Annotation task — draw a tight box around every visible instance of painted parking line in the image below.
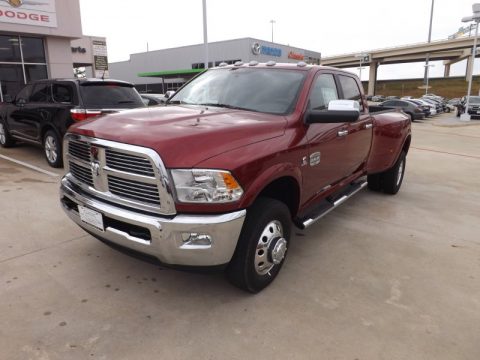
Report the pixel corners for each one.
[0,154,59,178]
[411,147,480,160]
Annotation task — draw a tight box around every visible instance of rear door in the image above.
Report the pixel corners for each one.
[337,74,373,175]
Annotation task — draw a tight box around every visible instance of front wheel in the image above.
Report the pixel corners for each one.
[226,198,291,293]
[43,130,63,168]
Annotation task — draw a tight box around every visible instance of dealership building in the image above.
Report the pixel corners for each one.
[109,38,321,93]
[0,0,107,100]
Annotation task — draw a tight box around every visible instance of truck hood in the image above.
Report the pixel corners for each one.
[70,105,287,167]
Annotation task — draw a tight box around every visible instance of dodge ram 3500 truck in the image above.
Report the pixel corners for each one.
[60,62,411,293]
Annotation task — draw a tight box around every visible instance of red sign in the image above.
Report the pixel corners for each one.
[288,51,304,61]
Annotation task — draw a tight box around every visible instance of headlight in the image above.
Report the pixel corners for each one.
[170,169,243,203]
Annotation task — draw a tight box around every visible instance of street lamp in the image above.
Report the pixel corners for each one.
[270,20,276,43]
[461,3,480,121]
[424,0,435,95]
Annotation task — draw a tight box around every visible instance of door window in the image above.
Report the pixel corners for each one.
[338,75,364,111]
[29,83,52,103]
[309,73,339,110]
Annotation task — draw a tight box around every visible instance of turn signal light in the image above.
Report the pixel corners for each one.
[70,109,102,122]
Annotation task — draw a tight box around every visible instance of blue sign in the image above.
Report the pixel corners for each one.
[261,45,282,57]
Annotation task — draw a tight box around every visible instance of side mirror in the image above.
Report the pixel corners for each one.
[165,90,175,99]
[305,100,360,124]
[16,98,26,107]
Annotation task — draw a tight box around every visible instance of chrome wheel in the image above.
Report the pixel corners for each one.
[0,123,5,145]
[396,159,404,186]
[44,135,58,163]
[254,220,287,275]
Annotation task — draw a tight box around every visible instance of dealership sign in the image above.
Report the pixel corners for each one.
[0,0,57,28]
[251,42,282,57]
[288,51,304,61]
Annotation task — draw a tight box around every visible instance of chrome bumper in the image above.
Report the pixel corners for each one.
[60,177,246,266]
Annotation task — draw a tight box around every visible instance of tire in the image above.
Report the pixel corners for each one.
[43,130,63,168]
[0,119,15,148]
[367,151,406,195]
[367,173,382,192]
[381,151,406,194]
[226,198,291,293]
[406,112,414,122]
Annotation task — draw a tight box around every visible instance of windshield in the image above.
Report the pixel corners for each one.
[169,67,306,115]
[80,83,145,108]
[468,96,480,104]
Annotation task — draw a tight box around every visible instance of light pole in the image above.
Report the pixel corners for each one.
[203,0,209,70]
[270,20,276,43]
[424,0,435,95]
[461,3,480,121]
[424,63,435,95]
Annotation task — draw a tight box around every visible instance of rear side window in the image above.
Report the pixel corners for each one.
[309,73,339,110]
[52,84,74,104]
[15,84,33,102]
[338,75,363,111]
[30,83,51,103]
[80,83,144,108]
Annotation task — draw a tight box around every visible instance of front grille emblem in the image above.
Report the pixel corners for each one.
[91,161,100,177]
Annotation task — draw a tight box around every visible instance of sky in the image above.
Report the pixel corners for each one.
[79,0,480,80]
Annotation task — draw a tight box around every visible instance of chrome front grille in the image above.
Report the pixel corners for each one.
[64,134,176,215]
[70,162,93,187]
[108,175,160,205]
[106,149,155,177]
[68,141,90,162]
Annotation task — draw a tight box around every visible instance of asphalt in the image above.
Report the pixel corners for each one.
[0,112,479,360]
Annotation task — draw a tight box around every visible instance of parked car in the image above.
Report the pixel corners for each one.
[0,78,145,167]
[406,99,431,117]
[371,95,385,102]
[456,95,480,117]
[423,96,447,112]
[140,93,168,106]
[379,99,425,121]
[421,97,443,114]
[413,98,437,116]
[60,63,411,293]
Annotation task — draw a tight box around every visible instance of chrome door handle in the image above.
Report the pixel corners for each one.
[365,123,373,129]
[337,130,349,137]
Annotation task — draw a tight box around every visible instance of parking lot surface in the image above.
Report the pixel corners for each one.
[1,114,480,360]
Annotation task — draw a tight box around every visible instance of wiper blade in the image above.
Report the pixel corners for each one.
[117,100,136,104]
[198,103,247,110]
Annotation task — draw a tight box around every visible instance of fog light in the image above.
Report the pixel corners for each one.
[181,233,212,248]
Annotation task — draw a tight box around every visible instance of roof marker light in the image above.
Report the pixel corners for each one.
[266,61,276,66]
[249,61,259,66]
[234,61,244,66]
[218,62,228,67]
[297,61,307,67]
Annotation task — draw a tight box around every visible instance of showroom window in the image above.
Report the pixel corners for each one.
[0,34,48,100]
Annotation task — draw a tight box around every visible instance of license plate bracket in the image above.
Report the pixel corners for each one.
[78,205,104,232]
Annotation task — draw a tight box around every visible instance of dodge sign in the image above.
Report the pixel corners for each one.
[0,0,57,28]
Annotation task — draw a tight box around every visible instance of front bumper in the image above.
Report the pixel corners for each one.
[60,177,246,266]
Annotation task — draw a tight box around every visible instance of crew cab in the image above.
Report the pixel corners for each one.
[59,63,411,293]
[0,78,145,167]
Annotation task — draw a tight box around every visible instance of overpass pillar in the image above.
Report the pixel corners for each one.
[466,54,474,81]
[368,61,378,96]
[444,64,451,78]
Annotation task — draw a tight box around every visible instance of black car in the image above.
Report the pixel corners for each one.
[379,99,425,121]
[0,78,145,167]
[406,99,431,117]
[456,96,480,118]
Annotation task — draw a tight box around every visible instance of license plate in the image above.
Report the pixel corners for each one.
[78,205,104,232]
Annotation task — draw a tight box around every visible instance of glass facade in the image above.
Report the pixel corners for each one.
[0,34,48,99]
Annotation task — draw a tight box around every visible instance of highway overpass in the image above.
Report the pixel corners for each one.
[321,36,478,95]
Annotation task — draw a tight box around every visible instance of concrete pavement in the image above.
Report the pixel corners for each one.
[1,113,479,360]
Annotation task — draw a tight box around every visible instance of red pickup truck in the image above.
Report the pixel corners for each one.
[60,62,411,293]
